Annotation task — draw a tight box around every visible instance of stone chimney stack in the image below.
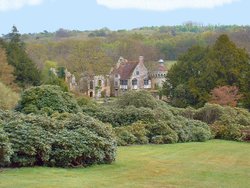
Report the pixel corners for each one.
[139,56,144,64]
[116,57,124,69]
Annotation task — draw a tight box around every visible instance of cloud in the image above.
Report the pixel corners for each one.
[0,0,43,11]
[96,0,239,11]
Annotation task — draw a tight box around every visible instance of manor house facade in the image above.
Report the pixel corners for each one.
[75,56,168,98]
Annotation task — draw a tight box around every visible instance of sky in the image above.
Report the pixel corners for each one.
[0,0,249,34]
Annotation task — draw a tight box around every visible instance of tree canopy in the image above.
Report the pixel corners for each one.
[164,34,250,109]
[3,26,41,87]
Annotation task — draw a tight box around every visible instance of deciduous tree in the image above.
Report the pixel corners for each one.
[210,86,242,107]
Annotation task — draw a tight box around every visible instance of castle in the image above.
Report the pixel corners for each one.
[65,56,168,98]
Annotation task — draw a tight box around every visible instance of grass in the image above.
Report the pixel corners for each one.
[0,140,249,188]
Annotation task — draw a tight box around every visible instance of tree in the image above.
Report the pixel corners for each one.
[163,34,250,109]
[0,82,19,110]
[209,86,242,107]
[5,26,41,87]
[0,47,19,91]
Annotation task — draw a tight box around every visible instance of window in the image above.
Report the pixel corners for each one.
[132,79,137,86]
[120,80,128,85]
[98,80,102,87]
[144,79,149,85]
[115,81,118,87]
[90,81,94,89]
[115,74,119,78]
[136,71,139,75]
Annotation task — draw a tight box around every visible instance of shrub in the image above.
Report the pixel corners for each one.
[116,90,158,109]
[193,103,223,124]
[167,116,211,142]
[0,82,19,110]
[0,125,13,166]
[114,128,136,146]
[114,121,149,146]
[114,118,211,145]
[210,123,244,141]
[147,121,178,144]
[93,106,156,127]
[77,95,94,107]
[16,85,80,115]
[180,103,250,141]
[0,111,117,168]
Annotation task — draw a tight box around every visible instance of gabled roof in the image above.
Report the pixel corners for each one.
[112,60,139,80]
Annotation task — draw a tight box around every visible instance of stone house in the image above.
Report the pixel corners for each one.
[69,56,168,99]
[110,56,151,97]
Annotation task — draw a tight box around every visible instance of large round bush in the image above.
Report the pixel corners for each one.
[16,85,80,115]
[0,111,117,167]
[116,90,158,109]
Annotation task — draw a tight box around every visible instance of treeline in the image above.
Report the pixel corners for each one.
[5,25,249,77]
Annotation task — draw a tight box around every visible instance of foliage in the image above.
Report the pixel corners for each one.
[76,94,95,107]
[16,85,80,115]
[116,90,158,109]
[41,61,69,91]
[0,110,117,167]
[180,103,250,141]
[114,121,149,146]
[80,92,211,145]
[164,35,250,109]
[89,105,156,127]
[210,85,242,107]
[0,47,19,91]
[3,26,41,87]
[146,121,178,144]
[0,126,13,166]
[0,82,19,110]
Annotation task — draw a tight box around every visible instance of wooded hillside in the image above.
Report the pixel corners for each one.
[9,24,250,76]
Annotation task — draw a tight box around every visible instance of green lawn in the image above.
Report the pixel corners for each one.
[0,140,249,188]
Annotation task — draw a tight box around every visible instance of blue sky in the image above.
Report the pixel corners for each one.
[0,0,249,34]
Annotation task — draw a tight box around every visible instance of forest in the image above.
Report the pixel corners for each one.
[3,24,250,77]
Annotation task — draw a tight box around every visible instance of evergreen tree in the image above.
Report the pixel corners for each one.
[164,34,250,109]
[5,26,41,87]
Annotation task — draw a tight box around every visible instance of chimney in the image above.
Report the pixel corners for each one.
[139,56,144,63]
[116,57,124,69]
